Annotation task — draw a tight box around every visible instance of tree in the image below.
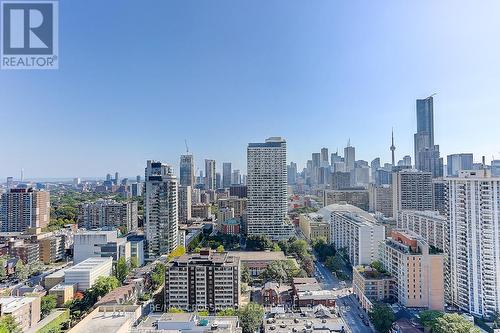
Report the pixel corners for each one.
[419,310,444,329]
[260,260,303,283]
[325,255,343,272]
[168,307,185,313]
[289,240,308,259]
[41,294,57,318]
[14,260,28,281]
[0,258,6,281]
[241,265,252,284]
[272,243,281,252]
[115,257,129,283]
[302,256,315,276]
[198,310,209,316]
[432,313,480,333]
[92,276,119,298]
[217,308,237,316]
[0,314,21,333]
[216,245,225,253]
[167,246,186,261]
[151,263,166,290]
[368,303,395,333]
[130,257,139,270]
[245,236,272,251]
[238,303,264,333]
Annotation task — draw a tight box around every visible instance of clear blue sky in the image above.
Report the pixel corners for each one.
[2,0,500,179]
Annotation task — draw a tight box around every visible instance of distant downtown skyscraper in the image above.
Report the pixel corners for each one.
[344,141,355,173]
[222,162,232,188]
[144,160,178,259]
[414,96,443,177]
[204,159,216,190]
[179,154,195,187]
[247,137,294,240]
[446,153,473,177]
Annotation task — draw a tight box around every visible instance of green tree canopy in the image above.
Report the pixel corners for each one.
[14,260,29,281]
[419,310,444,329]
[368,303,395,333]
[115,257,129,283]
[0,314,20,333]
[41,294,57,318]
[238,303,264,333]
[92,276,120,298]
[432,313,480,333]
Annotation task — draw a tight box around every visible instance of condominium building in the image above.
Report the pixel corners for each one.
[145,160,178,259]
[246,137,294,240]
[217,207,234,224]
[205,159,216,190]
[369,184,393,218]
[298,213,331,243]
[164,249,240,311]
[331,172,351,190]
[397,210,446,251]
[222,162,232,188]
[353,265,396,311]
[78,199,138,231]
[0,296,41,331]
[319,203,385,266]
[178,185,192,224]
[447,170,500,317]
[64,257,113,291]
[217,197,247,218]
[39,234,66,264]
[392,169,433,217]
[380,229,444,310]
[322,188,369,212]
[180,154,195,187]
[0,188,50,232]
[447,153,473,177]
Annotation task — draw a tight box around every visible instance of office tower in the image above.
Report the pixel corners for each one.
[114,172,119,185]
[6,177,13,189]
[380,230,444,310]
[106,173,112,181]
[231,170,241,185]
[414,96,443,177]
[136,175,141,183]
[178,185,192,224]
[131,182,143,197]
[402,155,412,167]
[446,153,473,177]
[216,172,221,189]
[164,249,241,311]
[319,203,385,266]
[312,152,321,184]
[222,162,232,188]
[78,199,138,231]
[204,159,216,190]
[331,172,351,190]
[375,169,392,186]
[320,148,329,165]
[392,170,433,217]
[242,174,247,185]
[332,161,345,173]
[397,210,446,251]
[351,166,370,188]
[447,170,500,317]
[179,154,195,187]
[73,177,81,188]
[371,158,381,183]
[287,162,297,185]
[247,137,294,239]
[390,129,396,166]
[331,151,342,166]
[344,141,355,172]
[0,188,50,232]
[144,160,178,259]
[218,197,247,218]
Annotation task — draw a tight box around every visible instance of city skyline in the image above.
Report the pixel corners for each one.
[2,0,500,178]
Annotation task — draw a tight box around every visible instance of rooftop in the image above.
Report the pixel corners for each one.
[0,296,38,313]
[65,257,112,272]
[228,251,287,262]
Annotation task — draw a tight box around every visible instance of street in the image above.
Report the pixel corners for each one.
[337,294,374,333]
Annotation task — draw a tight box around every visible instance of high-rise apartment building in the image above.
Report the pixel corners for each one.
[78,199,138,231]
[222,162,232,188]
[392,170,433,217]
[380,229,444,310]
[369,184,393,218]
[164,249,241,311]
[247,137,294,240]
[447,170,500,317]
[287,162,297,185]
[231,170,241,185]
[0,188,50,232]
[178,185,192,224]
[205,159,216,190]
[319,203,385,266]
[397,210,446,251]
[145,160,178,259]
[180,154,195,187]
